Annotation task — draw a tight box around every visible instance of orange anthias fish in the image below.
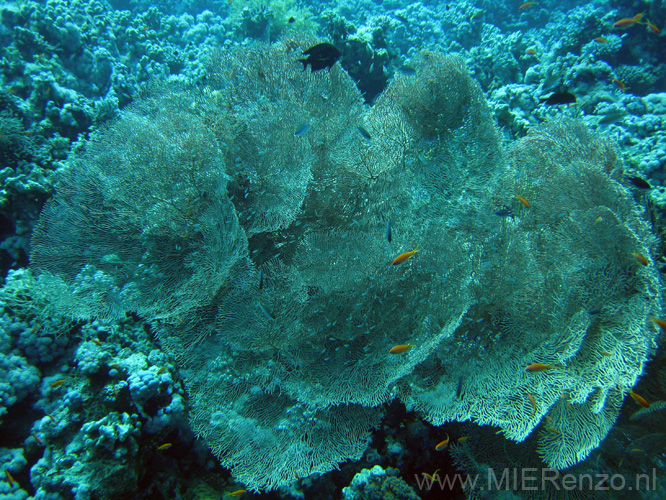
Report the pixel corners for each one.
[650,317,666,334]
[49,379,66,389]
[613,18,640,28]
[594,36,608,43]
[392,248,418,265]
[435,433,450,451]
[645,22,661,34]
[613,79,626,92]
[389,344,414,354]
[519,2,535,10]
[421,469,441,480]
[628,390,650,408]
[157,443,172,450]
[525,363,554,372]
[516,195,531,208]
[526,49,537,55]
[5,470,14,488]
[228,490,247,497]
[631,252,649,265]
[528,393,537,415]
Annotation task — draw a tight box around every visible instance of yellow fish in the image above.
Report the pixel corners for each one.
[389,344,414,354]
[392,248,418,265]
[435,433,450,451]
[525,363,554,372]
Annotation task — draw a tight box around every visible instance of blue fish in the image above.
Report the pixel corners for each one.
[494,206,514,217]
[456,374,464,399]
[257,300,275,321]
[357,125,372,140]
[386,219,392,243]
[295,122,310,137]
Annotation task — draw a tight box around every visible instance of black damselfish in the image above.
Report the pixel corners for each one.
[298,43,342,72]
[539,91,576,105]
[626,175,651,189]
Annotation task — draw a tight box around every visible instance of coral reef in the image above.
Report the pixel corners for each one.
[342,465,420,500]
[1,0,666,498]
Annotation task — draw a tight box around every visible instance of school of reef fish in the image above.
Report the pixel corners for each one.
[1,0,666,499]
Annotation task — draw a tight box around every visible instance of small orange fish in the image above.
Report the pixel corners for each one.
[228,490,247,497]
[594,216,604,223]
[526,49,537,55]
[613,79,626,92]
[519,2,535,10]
[631,252,649,265]
[389,344,414,354]
[516,195,531,207]
[435,433,450,451]
[645,22,661,34]
[650,317,666,334]
[156,367,167,375]
[109,363,121,369]
[593,36,608,43]
[629,448,645,453]
[545,415,553,421]
[628,390,650,408]
[528,393,537,415]
[49,379,66,389]
[545,427,560,434]
[633,13,645,21]
[392,248,418,265]
[92,339,104,346]
[525,363,554,372]
[157,443,172,450]
[456,436,469,443]
[599,349,612,357]
[613,18,640,27]
[5,470,14,487]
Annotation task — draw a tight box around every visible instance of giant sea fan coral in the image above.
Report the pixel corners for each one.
[29,36,662,490]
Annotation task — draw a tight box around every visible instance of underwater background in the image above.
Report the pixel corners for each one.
[1,0,666,498]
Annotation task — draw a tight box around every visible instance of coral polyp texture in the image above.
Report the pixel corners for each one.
[29,38,662,490]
